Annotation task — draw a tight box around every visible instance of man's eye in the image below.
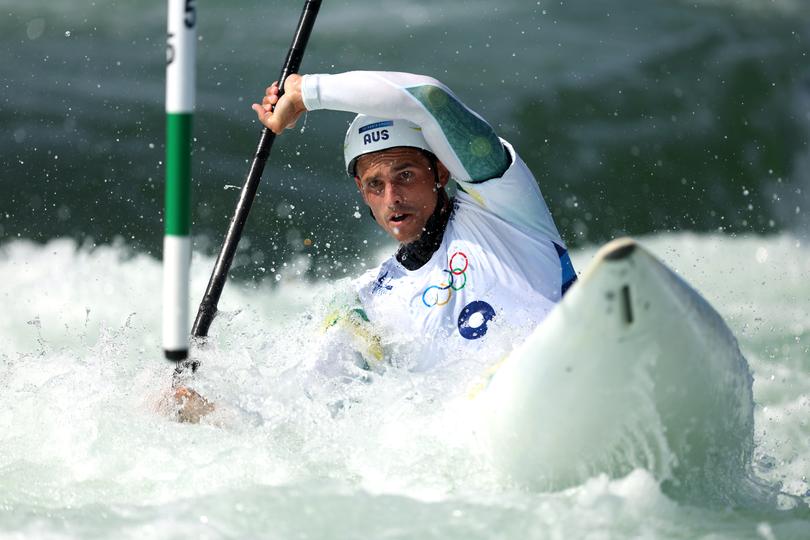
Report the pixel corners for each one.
[400,171,413,182]
[367,180,383,191]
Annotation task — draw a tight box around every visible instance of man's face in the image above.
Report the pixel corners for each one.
[354,147,449,244]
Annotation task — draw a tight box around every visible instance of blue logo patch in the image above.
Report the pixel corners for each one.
[359,120,394,134]
[457,300,496,340]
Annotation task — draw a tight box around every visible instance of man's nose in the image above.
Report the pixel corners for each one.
[384,181,405,207]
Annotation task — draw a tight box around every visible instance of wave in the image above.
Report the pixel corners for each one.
[1,233,808,537]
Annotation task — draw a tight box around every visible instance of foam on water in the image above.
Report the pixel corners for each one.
[1,233,809,538]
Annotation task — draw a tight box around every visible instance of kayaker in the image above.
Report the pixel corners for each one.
[170,71,575,421]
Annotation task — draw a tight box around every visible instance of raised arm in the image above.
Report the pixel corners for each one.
[253,71,509,182]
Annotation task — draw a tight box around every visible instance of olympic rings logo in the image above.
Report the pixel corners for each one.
[421,252,469,308]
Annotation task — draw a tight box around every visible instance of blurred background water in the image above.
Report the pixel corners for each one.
[2,0,808,278]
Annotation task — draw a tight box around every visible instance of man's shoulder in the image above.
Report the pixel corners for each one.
[452,140,564,245]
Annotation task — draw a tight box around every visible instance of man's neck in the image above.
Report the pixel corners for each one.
[395,190,453,271]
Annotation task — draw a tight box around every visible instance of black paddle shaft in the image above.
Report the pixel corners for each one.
[192,0,323,339]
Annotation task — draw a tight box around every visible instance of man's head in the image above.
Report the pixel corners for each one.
[354,147,449,243]
[344,115,450,244]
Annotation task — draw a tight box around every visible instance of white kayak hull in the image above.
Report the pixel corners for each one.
[473,238,754,497]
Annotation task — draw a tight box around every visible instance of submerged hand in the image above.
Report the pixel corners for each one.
[173,385,215,424]
[251,74,306,134]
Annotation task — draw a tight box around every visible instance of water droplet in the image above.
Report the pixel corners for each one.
[26,18,46,40]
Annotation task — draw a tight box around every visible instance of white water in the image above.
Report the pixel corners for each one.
[1,233,809,539]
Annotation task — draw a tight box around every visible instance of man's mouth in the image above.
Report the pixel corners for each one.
[389,213,410,223]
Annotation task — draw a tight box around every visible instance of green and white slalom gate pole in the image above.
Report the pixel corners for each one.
[163,0,196,362]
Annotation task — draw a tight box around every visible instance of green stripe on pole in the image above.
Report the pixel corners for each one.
[165,112,192,236]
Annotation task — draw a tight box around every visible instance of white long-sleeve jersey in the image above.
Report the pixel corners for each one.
[302,72,576,370]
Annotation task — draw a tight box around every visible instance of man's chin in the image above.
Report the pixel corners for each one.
[389,227,421,244]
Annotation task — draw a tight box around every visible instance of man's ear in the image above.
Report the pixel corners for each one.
[436,161,451,188]
[354,177,376,220]
[354,176,369,205]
